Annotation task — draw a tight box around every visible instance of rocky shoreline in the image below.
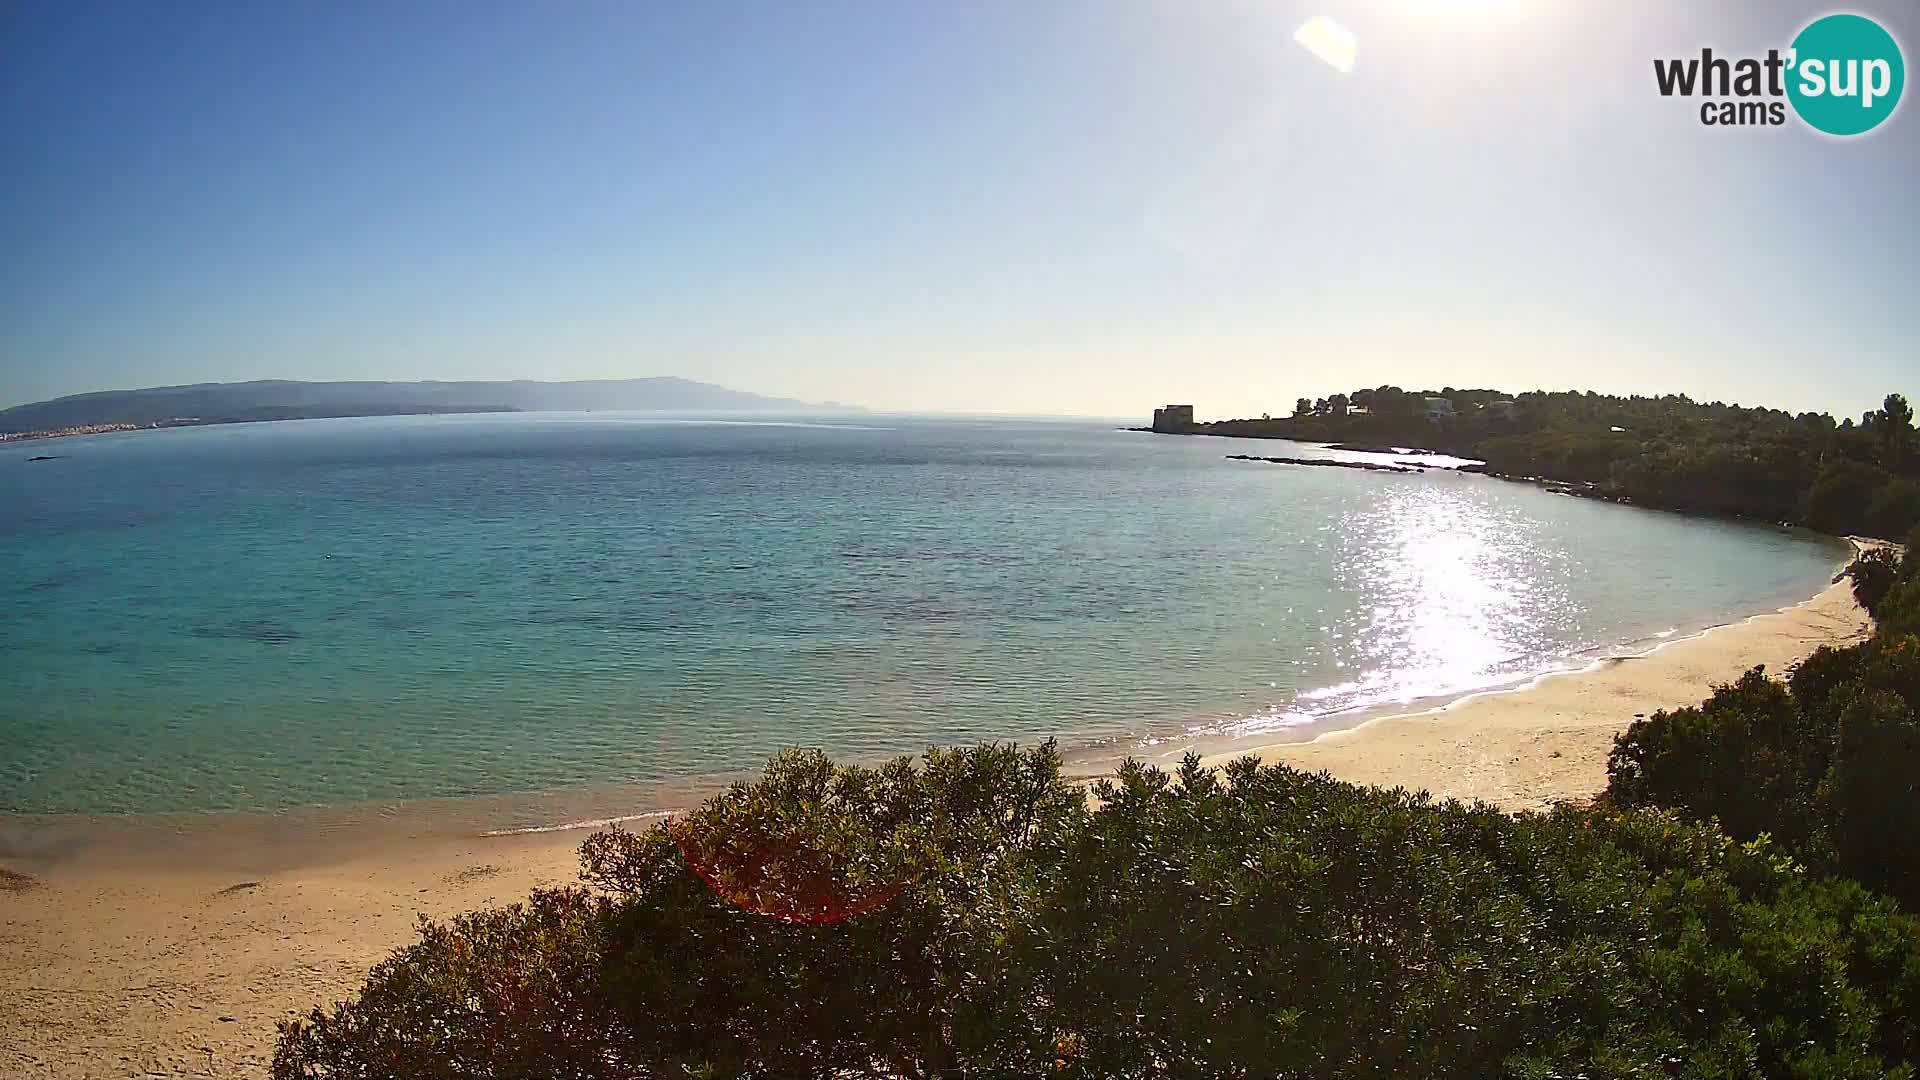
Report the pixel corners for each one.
[1225,453,1427,474]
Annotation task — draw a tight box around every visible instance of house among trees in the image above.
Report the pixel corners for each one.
[1423,396,1455,421]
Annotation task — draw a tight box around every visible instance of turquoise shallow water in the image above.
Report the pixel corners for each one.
[0,413,1845,815]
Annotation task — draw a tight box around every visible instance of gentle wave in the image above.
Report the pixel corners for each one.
[480,810,677,837]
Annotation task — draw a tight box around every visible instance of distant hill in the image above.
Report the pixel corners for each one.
[0,378,845,433]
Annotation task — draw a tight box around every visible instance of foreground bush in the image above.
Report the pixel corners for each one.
[1847,547,1903,615]
[276,745,1920,1079]
[1607,543,1920,908]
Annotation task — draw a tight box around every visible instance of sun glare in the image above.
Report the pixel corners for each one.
[1293,15,1358,73]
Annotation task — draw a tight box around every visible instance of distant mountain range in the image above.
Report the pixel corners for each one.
[0,378,853,433]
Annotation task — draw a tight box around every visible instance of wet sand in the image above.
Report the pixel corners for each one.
[0,561,1878,1078]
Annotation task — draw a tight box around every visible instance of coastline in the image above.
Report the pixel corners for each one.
[1191,552,1876,811]
[0,557,1878,1078]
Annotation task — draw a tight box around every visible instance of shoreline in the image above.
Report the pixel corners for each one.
[1188,550,1876,811]
[1158,553,1843,764]
[1148,427,1843,526]
[0,553,1880,1078]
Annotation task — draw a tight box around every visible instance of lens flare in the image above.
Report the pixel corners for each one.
[671,816,911,924]
[1293,15,1358,74]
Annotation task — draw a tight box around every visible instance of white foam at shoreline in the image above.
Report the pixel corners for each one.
[1164,542,1866,759]
[481,810,676,837]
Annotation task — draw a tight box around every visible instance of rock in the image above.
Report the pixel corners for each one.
[1325,442,1437,455]
[1226,454,1420,474]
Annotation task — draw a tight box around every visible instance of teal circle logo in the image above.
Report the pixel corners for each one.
[1787,13,1905,136]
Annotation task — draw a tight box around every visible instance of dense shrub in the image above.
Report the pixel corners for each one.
[276,746,1920,1079]
[1871,480,1920,540]
[1607,545,1920,910]
[1825,687,1920,904]
[1847,547,1902,614]
[1605,667,1825,851]
[1805,460,1895,534]
[1873,530,1920,638]
[272,888,619,1078]
[1884,581,1920,638]
[276,743,1083,1080]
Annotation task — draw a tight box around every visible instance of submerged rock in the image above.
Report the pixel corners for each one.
[190,619,302,645]
[1227,454,1422,474]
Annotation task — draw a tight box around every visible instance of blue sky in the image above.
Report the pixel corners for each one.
[2,0,1914,418]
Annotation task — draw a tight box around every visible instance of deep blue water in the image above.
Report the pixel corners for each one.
[0,413,1845,814]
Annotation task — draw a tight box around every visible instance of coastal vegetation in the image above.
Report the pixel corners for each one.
[1193,388,1920,539]
[1606,533,1920,910]
[278,707,1920,1075]
[270,528,1920,1080]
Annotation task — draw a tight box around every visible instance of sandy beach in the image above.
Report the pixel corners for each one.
[0,568,1877,1078]
[1202,568,1875,812]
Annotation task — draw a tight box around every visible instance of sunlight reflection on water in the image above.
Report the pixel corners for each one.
[1215,485,1588,736]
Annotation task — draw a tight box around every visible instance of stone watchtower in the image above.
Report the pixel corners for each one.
[1151,404,1195,432]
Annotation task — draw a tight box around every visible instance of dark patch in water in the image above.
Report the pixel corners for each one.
[322,603,367,622]
[519,605,675,636]
[20,574,76,595]
[191,620,302,645]
[840,546,1021,567]
[27,455,63,462]
[0,867,39,892]
[211,880,262,897]
[830,589,971,622]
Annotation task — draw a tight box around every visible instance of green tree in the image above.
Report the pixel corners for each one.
[275,743,1083,1080]
[1870,478,1920,538]
[278,748,1920,1079]
[1880,393,1915,469]
[1606,667,1825,851]
[1804,460,1890,534]
[1605,546,1920,910]
[1849,548,1903,614]
[1192,386,1920,537]
[1823,684,1920,904]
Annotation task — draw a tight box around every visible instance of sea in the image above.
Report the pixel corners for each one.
[0,412,1848,819]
